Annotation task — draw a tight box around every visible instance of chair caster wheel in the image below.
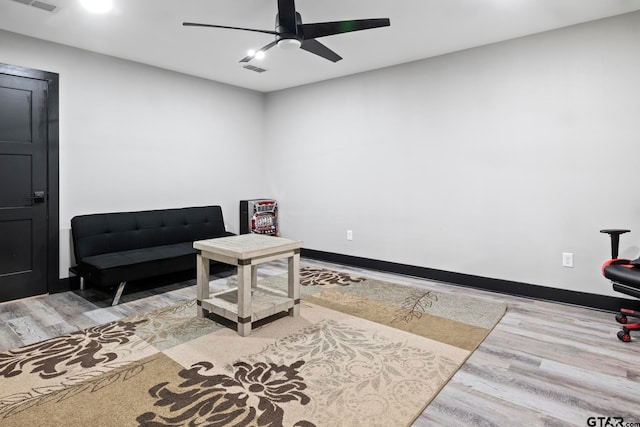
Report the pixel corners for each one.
[616,313,628,324]
[617,330,631,342]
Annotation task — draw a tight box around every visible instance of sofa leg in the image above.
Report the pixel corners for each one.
[112,281,127,306]
[79,276,86,291]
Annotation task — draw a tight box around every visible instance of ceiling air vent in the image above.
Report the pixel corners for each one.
[243,64,267,73]
[11,0,57,12]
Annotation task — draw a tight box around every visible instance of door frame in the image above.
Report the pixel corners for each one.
[0,63,59,294]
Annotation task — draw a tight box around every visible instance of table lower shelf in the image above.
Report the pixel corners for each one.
[200,284,295,323]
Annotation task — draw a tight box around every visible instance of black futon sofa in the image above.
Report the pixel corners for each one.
[70,205,234,305]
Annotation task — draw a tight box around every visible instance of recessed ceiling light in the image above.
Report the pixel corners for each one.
[80,0,113,13]
[255,51,265,60]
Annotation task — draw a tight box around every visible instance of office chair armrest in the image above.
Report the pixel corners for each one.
[600,229,631,259]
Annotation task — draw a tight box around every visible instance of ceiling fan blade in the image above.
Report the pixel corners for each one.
[239,40,278,63]
[299,18,390,39]
[183,22,277,36]
[277,0,297,30]
[300,39,342,63]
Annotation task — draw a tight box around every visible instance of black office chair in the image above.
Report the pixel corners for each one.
[601,229,640,342]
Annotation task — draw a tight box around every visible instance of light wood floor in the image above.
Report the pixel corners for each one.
[1,258,639,426]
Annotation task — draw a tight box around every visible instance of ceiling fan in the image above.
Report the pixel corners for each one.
[183,0,390,63]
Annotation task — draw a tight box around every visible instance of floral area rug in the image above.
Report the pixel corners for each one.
[0,268,506,427]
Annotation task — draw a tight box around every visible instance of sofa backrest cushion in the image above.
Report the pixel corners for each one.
[71,206,227,260]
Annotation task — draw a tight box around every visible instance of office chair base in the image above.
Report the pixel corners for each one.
[616,308,639,325]
[618,330,631,342]
[616,324,640,342]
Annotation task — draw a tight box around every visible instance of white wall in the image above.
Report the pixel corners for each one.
[264,11,640,297]
[0,30,266,277]
[3,12,640,296]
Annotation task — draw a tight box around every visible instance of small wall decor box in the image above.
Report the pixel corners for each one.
[240,199,278,236]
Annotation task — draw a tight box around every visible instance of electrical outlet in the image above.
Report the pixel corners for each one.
[346,230,353,241]
[562,252,574,268]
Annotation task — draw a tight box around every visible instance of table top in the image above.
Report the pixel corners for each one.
[194,234,303,260]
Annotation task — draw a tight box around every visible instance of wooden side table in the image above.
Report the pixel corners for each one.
[193,234,303,336]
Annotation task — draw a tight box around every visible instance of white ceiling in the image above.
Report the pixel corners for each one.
[2,0,640,92]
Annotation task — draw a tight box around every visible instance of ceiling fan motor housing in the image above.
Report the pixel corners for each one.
[275,12,303,45]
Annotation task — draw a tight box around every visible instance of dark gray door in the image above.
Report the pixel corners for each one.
[0,73,49,301]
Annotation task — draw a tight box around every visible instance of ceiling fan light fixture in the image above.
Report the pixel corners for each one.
[277,39,302,50]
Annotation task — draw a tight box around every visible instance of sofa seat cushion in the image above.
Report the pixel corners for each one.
[78,242,199,286]
[83,242,195,269]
